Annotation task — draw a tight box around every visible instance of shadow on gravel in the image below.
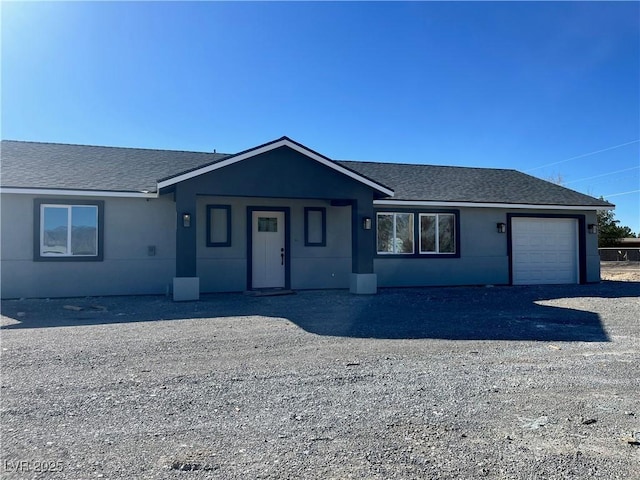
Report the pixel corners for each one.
[2,282,638,341]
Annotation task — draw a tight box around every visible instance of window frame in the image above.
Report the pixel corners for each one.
[419,213,457,255]
[375,209,460,259]
[304,207,327,247]
[206,204,232,247]
[376,212,415,255]
[34,199,104,262]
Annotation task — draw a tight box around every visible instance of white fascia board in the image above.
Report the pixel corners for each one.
[374,199,611,211]
[0,187,158,198]
[157,138,395,197]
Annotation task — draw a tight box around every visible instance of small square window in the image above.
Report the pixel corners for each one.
[206,205,232,247]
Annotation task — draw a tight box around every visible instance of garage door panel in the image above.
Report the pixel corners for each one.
[512,218,579,285]
[543,252,559,263]
[544,237,559,247]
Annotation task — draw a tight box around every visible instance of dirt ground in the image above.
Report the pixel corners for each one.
[600,261,640,282]
[1,283,639,479]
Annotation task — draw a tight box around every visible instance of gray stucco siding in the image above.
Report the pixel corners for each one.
[291,202,352,289]
[375,256,509,287]
[583,209,600,283]
[374,207,600,287]
[375,208,509,287]
[196,196,352,292]
[1,194,176,298]
[198,258,247,292]
[1,194,33,262]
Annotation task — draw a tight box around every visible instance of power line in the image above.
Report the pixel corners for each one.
[525,139,640,173]
[564,166,640,185]
[601,189,640,199]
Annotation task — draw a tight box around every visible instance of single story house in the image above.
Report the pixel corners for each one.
[0,136,613,300]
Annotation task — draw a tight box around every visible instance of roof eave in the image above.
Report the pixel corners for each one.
[0,187,159,198]
[374,199,614,210]
[156,137,395,197]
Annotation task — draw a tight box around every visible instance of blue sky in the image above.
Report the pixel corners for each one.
[2,1,639,233]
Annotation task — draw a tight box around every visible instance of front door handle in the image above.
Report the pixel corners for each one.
[281,248,284,265]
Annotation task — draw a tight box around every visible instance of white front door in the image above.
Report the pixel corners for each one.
[252,211,285,289]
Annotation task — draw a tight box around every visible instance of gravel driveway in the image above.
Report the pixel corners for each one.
[1,282,639,479]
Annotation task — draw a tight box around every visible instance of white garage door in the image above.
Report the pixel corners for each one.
[511,218,579,285]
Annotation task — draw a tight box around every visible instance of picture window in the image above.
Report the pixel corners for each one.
[34,199,103,261]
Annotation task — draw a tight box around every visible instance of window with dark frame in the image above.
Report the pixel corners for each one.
[34,199,104,261]
[419,213,456,254]
[206,205,232,247]
[376,212,414,254]
[376,210,459,257]
[304,207,326,246]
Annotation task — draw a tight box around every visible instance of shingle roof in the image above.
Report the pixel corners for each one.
[0,140,228,193]
[1,139,612,207]
[337,160,612,207]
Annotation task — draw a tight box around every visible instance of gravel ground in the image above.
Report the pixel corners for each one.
[1,282,639,479]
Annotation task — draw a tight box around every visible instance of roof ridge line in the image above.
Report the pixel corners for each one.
[1,139,229,156]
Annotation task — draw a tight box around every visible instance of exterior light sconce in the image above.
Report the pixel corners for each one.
[363,217,372,230]
[588,224,598,234]
[182,213,191,228]
[497,222,506,233]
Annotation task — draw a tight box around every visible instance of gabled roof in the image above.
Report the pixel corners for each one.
[156,136,394,196]
[0,138,613,209]
[339,161,613,208]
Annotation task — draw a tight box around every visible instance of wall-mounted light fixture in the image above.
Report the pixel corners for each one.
[363,217,372,230]
[497,222,506,233]
[588,224,598,234]
[182,213,191,228]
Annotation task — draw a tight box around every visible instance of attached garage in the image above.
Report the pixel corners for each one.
[511,217,580,285]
